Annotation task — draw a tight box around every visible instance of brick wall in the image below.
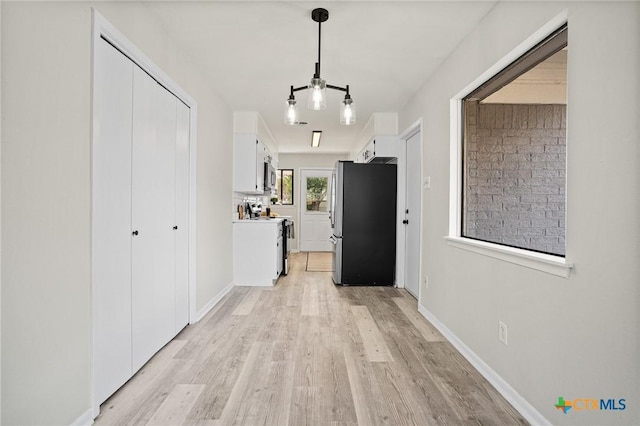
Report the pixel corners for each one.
[463,102,566,256]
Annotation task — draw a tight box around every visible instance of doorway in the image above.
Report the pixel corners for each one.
[402,127,422,298]
[299,168,333,252]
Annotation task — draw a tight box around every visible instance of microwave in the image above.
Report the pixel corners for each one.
[264,161,276,191]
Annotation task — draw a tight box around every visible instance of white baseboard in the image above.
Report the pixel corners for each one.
[417,304,550,426]
[192,281,234,324]
[71,408,94,426]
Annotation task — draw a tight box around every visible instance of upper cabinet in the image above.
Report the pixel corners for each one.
[233,134,271,194]
[233,112,278,194]
[352,113,399,163]
[234,112,278,158]
[359,136,399,164]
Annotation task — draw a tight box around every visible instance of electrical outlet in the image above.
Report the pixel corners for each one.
[423,276,428,288]
[498,321,508,346]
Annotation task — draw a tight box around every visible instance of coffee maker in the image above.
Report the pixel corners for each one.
[246,199,262,219]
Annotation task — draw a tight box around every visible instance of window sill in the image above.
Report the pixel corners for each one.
[444,236,573,278]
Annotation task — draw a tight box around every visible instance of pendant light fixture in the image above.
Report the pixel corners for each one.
[284,8,356,126]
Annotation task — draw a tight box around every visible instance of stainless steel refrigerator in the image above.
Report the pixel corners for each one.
[330,161,397,285]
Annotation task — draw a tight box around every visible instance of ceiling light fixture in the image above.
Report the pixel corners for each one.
[285,8,356,126]
[311,130,322,147]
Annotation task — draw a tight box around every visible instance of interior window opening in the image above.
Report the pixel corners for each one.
[462,25,568,257]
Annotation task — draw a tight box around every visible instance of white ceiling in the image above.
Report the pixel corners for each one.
[483,50,568,104]
[145,1,496,154]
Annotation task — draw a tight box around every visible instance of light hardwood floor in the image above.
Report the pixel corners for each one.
[95,252,527,425]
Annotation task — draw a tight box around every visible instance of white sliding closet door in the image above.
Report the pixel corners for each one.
[175,102,190,331]
[93,32,192,410]
[93,38,134,406]
[131,66,177,371]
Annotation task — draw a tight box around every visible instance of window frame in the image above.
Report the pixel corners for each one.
[304,175,329,213]
[446,11,573,278]
[275,169,294,205]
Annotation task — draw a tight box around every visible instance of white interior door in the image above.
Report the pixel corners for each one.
[131,65,177,371]
[93,21,194,413]
[404,131,421,298]
[299,169,333,252]
[174,101,190,332]
[93,38,134,405]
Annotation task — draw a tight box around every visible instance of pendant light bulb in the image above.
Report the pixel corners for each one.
[284,98,298,125]
[308,78,327,110]
[340,97,356,125]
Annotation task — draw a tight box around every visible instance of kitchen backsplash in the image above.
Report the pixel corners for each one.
[232,192,272,219]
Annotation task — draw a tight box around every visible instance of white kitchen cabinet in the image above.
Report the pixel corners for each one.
[371,136,399,158]
[359,135,399,163]
[233,219,283,286]
[233,111,278,163]
[361,142,374,162]
[276,235,283,277]
[233,133,271,194]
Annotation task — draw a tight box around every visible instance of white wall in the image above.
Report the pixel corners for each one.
[1,2,233,424]
[399,2,639,425]
[271,153,348,251]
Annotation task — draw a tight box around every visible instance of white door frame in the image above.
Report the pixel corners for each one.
[298,167,334,252]
[396,118,423,301]
[91,9,198,418]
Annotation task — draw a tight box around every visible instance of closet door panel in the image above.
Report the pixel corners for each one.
[131,66,177,371]
[131,66,158,371]
[154,86,178,347]
[93,38,134,405]
[175,101,190,331]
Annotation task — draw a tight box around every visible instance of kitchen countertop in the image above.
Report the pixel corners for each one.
[233,217,286,224]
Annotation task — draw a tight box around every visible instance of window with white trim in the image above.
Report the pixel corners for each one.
[460,25,568,257]
[275,169,294,205]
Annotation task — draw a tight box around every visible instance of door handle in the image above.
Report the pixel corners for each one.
[132,230,139,236]
[402,220,409,225]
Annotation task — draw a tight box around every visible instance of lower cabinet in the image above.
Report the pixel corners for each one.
[233,220,283,286]
[276,235,283,277]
